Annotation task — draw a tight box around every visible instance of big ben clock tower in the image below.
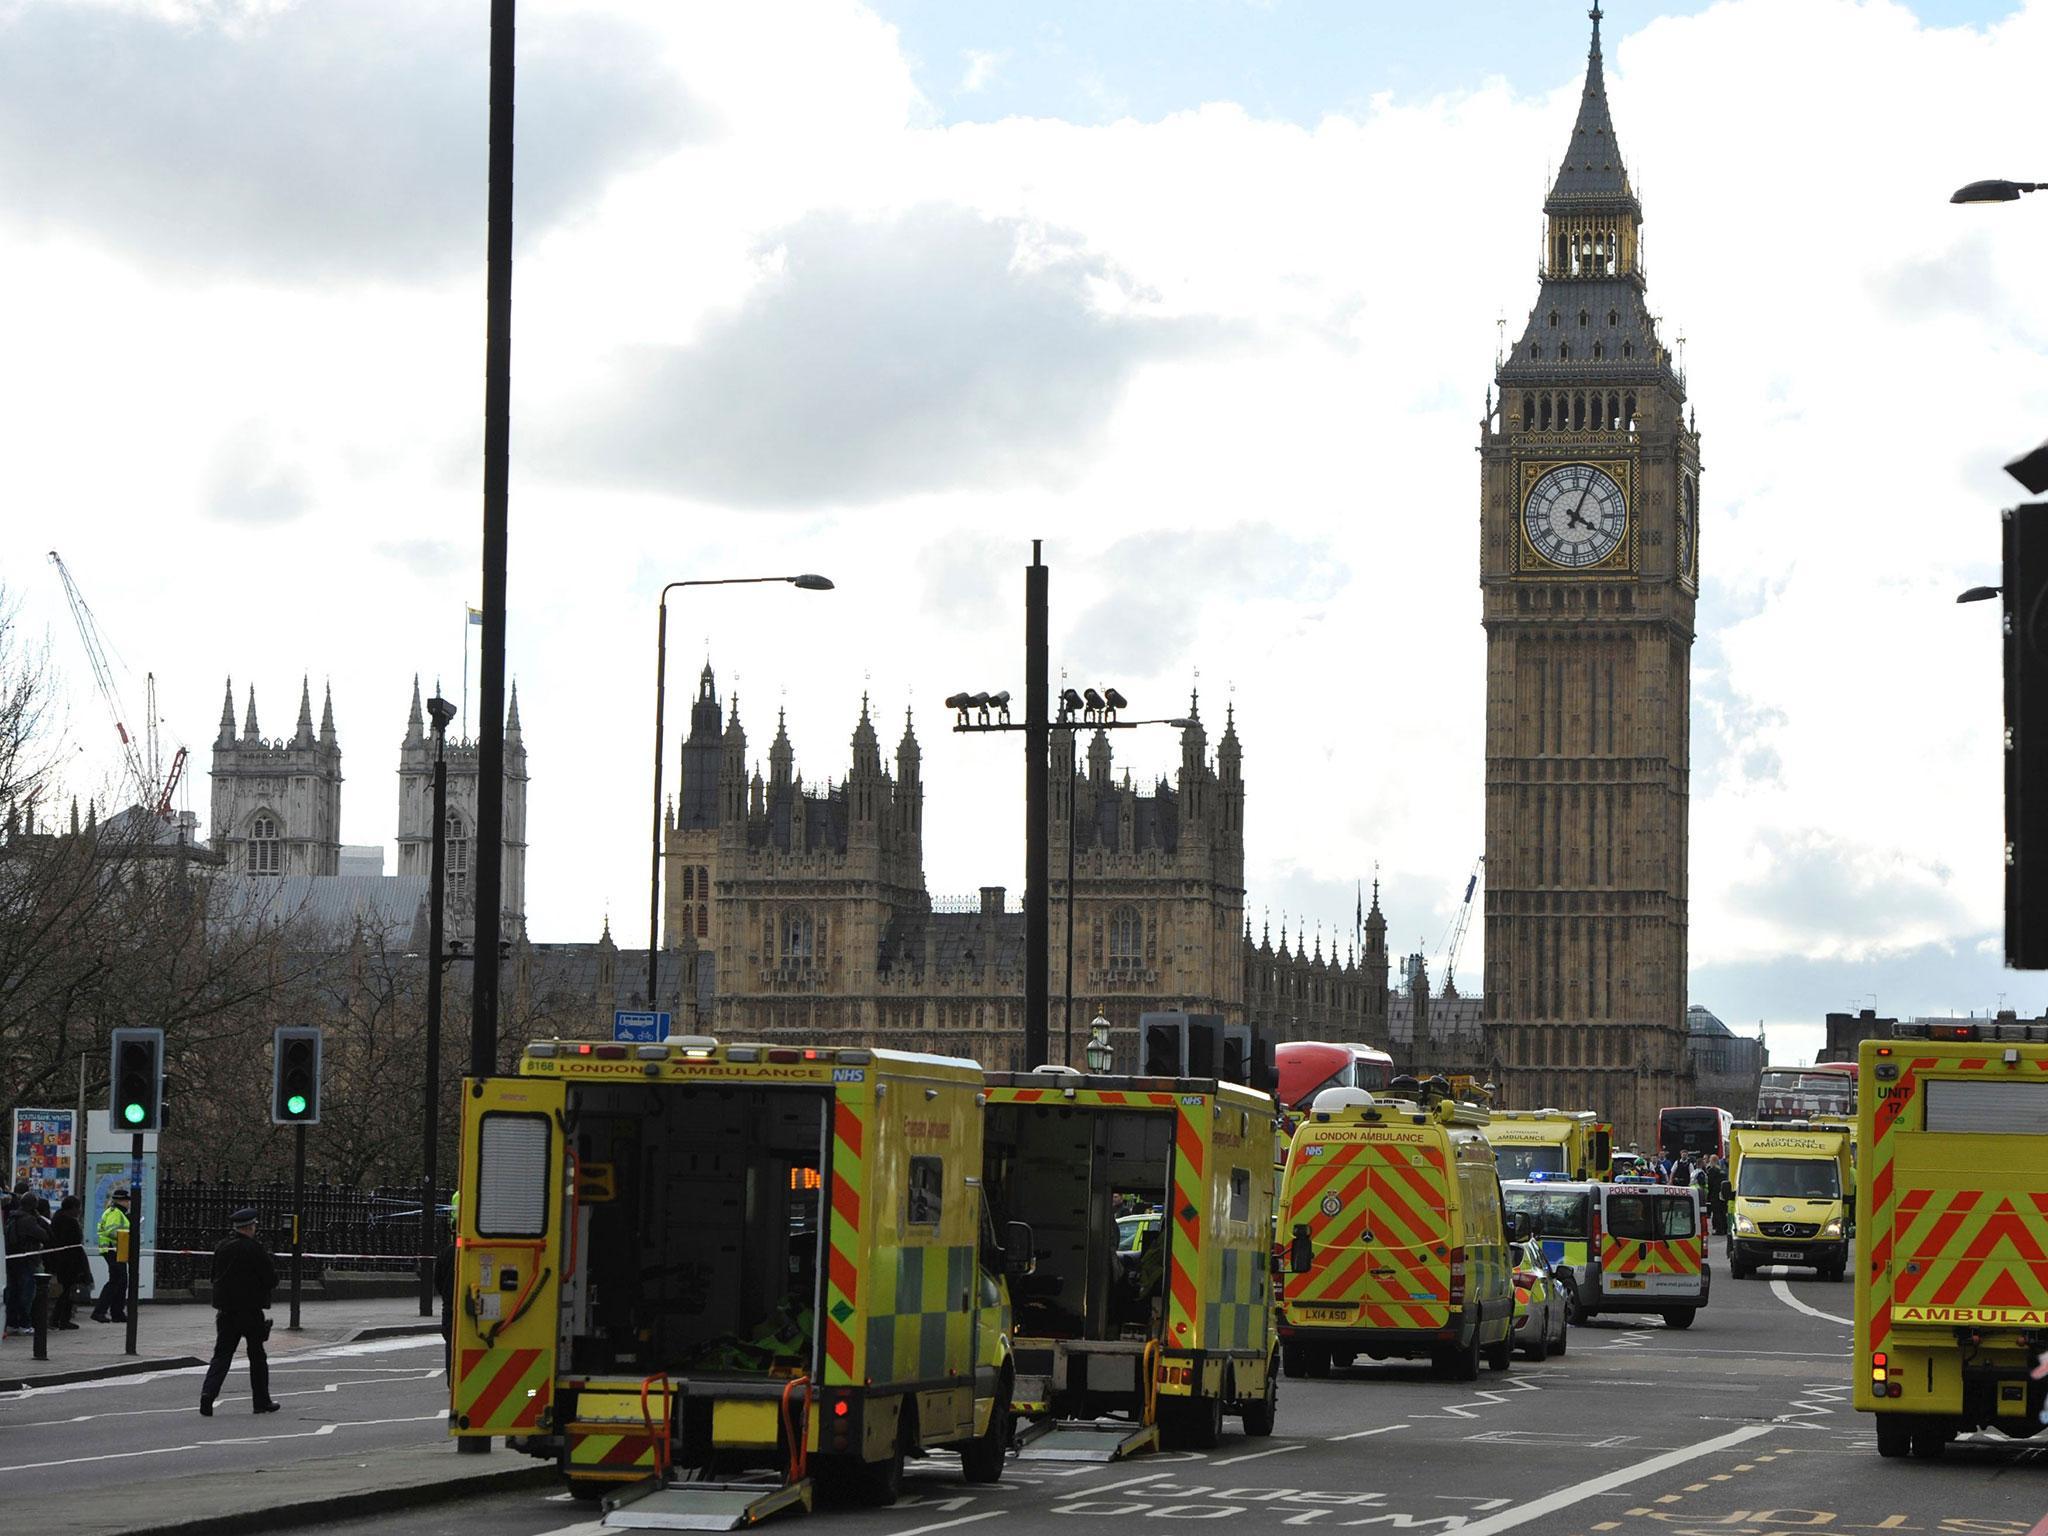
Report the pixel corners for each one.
[1480,5,1697,1147]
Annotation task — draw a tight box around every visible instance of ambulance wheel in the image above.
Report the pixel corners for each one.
[1485,1330,1512,1372]
[1435,1334,1480,1382]
[832,1412,910,1506]
[1909,1423,1948,1460]
[566,1482,606,1504]
[958,1374,1011,1484]
[1729,1261,1750,1280]
[1875,1417,1911,1459]
[1821,1265,1845,1283]
[1162,1391,1224,1451]
[1238,1356,1279,1438]
[1661,1308,1696,1330]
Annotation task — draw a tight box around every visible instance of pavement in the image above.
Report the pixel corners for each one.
[7,1260,2046,1536]
[0,1294,443,1390]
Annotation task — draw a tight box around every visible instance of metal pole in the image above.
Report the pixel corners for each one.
[1063,757,1076,1067]
[123,1131,141,1356]
[420,733,447,1318]
[73,1051,87,1201]
[471,0,515,1082]
[649,594,669,1008]
[1024,542,1049,1069]
[289,1124,306,1331]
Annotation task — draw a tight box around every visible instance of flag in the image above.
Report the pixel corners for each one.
[467,606,483,626]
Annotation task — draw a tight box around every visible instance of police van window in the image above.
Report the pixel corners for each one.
[908,1156,944,1226]
[1228,1167,1251,1223]
[1504,1188,1590,1236]
[1607,1193,1694,1241]
[476,1113,551,1237]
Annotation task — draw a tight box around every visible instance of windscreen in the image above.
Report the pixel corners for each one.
[1503,1187,1590,1237]
[1660,1110,1721,1158]
[1607,1193,1696,1240]
[1736,1156,1839,1200]
[1494,1144,1566,1180]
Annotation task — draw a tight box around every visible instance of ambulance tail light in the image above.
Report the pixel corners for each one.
[766,1049,802,1063]
[592,1045,629,1060]
[1448,1247,1467,1307]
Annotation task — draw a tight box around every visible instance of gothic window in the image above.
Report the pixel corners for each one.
[1559,343,1570,361]
[1622,341,1632,359]
[1624,393,1637,430]
[447,812,469,883]
[781,909,813,963]
[1522,394,1534,430]
[1548,311,1558,329]
[1591,343,1603,362]
[697,865,709,898]
[1572,391,1584,429]
[1539,396,1551,431]
[1578,310,1589,327]
[682,867,695,900]
[1608,309,1618,327]
[696,904,708,938]
[248,814,281,876]
[1109,906,1141,971]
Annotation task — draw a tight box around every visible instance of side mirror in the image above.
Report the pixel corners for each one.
[1288,1225,1314,1276]
[1003,1220,1036,1279]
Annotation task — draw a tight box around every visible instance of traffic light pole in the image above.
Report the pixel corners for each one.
[123,1131,141,1357]
[420,734,448,1317]
[289,1125,306,1331]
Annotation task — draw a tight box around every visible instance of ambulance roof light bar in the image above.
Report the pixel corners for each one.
[1891,1020,2048,1042]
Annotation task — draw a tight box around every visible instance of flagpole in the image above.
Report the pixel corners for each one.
[462,609,471,738]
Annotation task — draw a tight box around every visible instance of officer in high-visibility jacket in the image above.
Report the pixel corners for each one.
[90,1189,130,1324]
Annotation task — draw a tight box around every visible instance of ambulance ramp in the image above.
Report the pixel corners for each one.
[602,1477,813,1531]
[1015,1418,1159,1463]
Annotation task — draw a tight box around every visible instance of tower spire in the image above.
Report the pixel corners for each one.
[1547,1,1632,209]
[217,677,236,747]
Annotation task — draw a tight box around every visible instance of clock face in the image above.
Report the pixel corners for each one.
[1523,464,1627,569]
[1678,475,1697,581]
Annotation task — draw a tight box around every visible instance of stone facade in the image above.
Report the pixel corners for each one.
[209,679,343,878]
[660,671,1256,1067]
[1478,12,1698,1147]
[394,678,529,940]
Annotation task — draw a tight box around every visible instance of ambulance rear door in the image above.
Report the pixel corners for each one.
[453,1075,567,1438]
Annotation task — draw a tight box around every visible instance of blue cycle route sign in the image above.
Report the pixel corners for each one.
[613,1010,671,1043]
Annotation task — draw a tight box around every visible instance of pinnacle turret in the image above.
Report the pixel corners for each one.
[217,678,237,747]
[293,677,316,747]
[319,682,337,744]
[1546,3,1634,212]
[406,677,424,745]
[242,685,260,742]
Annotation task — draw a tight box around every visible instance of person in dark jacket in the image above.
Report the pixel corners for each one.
[198,1208,281,1416]
[47,1196,92,1329]
[4,1193,49,1336]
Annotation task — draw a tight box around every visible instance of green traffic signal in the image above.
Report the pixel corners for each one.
[122,1102,145,1126]
[287,1094,308,1117]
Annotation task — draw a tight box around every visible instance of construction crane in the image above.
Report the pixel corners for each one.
[47,551,187,823]
[1435,854,1484,997]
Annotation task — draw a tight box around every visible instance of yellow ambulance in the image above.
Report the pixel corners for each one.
[1486,1109,1613,1183]
[450,1037,1015,1523]
[1277,1090,1514,1381]
[982,1065,1280,1456]
[1855,1023,2048,1459]
[1727,1120,1851,1281]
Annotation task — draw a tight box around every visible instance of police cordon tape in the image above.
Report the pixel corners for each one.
[7,1242,434,1262]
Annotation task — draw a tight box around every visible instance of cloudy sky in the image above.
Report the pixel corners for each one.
[4,0,2044,1067]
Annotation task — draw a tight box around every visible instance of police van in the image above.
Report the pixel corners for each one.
[1587,1181,1710,1329]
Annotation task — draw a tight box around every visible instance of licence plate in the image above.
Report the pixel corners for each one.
[1609,1277,1645,1290]
[1295,1306,1351,1321]
[1771,1250,1804,1262]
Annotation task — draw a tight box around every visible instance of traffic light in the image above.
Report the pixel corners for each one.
[2006,502,2048,968]
[272,1027,323,1125]
[108,1028,164,1132]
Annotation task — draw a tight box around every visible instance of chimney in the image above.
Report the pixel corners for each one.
[979,886,1006,917]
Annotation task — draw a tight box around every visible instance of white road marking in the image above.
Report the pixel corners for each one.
[1770,1279,1852,1326]
[1073,1472,1174,1495]
[1326,1423,1408,1443]
[1210,1442,1305,1467]
[0,1411,446,1474]
[887,1511,1006,1536]
[1446,1422,1772,1536]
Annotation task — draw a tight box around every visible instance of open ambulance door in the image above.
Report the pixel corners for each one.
[452,1075,567,1440]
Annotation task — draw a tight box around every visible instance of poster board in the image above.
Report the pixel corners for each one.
[81,1111,159,1301]
[11,1107,77,1207]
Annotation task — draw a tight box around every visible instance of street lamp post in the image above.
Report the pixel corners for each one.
[418,695,455,1318]
[648,575,834,1009]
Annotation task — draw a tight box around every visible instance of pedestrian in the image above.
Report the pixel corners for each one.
[46,1195,91,1330]
[90,1188,131,1324]
[4,1191,49,1336]
[199,1207,281,1416]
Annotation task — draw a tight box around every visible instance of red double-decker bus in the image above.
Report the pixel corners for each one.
[1274,1041,1395,1115]
[1755,1060,1856,1122]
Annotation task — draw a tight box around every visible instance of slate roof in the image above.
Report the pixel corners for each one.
[877,909,1026,978]
[1499,276,1669,385]
[1546,9,1636,212]
[518,943,701,1015]
[211,874,429,948]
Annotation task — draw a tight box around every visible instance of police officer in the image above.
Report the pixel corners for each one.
[90,1189,130,1324]
[198,1208,281,1417]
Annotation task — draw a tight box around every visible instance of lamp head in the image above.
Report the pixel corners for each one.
[427,696,458,731]
[1957,586,2002,604]
[1951,179,2033,204]
[790,573,835,590]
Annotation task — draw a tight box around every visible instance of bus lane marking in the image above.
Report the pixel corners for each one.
[889,1513,1007,1536]
[1213,1444,1306,1467]
[1328,1423,1408,1443]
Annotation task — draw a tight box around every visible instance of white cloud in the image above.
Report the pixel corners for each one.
[6,0,2048,1038]
[959,47,1004,94]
